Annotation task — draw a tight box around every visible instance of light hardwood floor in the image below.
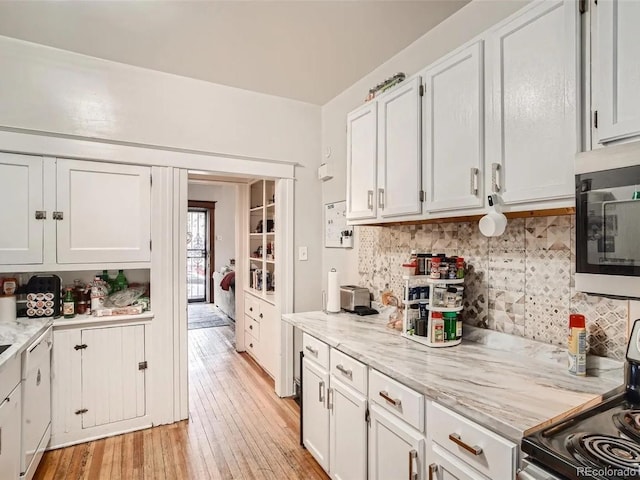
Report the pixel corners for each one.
[34,325,329,480]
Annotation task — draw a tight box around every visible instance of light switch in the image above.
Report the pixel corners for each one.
[298,246,308,261]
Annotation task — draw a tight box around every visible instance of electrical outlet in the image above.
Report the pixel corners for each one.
[298,246,308,261]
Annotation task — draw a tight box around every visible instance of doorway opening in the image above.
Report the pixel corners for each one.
[186,202,215,303]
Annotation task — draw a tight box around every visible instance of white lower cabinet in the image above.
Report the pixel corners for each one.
[52,322,150,447]
[244,293,278,377]
[329,377,367,480]
[426,402,517,480]
[0,385,22,479]
[302,356,330,471]
[369,404,424,480]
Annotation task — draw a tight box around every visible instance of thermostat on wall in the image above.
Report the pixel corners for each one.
[318,163,333,181]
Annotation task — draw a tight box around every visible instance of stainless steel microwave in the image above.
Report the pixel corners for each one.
[575,142,640,297]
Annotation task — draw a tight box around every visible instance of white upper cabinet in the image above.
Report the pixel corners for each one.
[56,159,151,264]
[0,153,44,264]
[486,0,578,205]
[346,103,377,221]
[377,77,423,218]
[423,42,484,212]
[596,0,640,143]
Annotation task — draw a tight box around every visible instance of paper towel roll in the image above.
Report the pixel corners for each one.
[0,295,17,323]
[327,269,341,313]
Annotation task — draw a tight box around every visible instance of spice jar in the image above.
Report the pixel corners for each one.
[430,257,441,278]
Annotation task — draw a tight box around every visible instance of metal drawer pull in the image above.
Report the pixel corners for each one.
[449,433,483,456]
[305,345,318,355]
[318,381,325,404]
[328,387,334,411]
[379,390,401,407]
[470,167,479,195]
[428,463,438,480]
[408,449,417,480]
[378,188,385,209]
[335,364,352,378]
[491,163,501,193]
[367,190,374,210]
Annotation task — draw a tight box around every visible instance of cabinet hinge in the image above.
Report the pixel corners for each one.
[594,110,598,129]
[365,407,370,425]
[419,84,424,97]
[138,361,148,370]
[53,211,64,221]
[74,408,88,415]
[74,344,87,351]
[35,211,46,220]
[150,174,152,186]
[419,190,425,202]
[579,0,587,14]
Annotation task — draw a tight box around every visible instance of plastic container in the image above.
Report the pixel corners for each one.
[443,312,458,341]
[431,312,444,343]
[568,314,587,376]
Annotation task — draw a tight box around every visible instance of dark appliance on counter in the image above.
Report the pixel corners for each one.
[519,319,640,480]
[24,274,61,318]
[575,143,640,298]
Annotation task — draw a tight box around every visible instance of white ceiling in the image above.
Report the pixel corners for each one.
[0,1,469,105]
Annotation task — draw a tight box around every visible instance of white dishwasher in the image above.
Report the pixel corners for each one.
[20,326,52,480]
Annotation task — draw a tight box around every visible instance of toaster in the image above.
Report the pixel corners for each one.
[340,285,371,311]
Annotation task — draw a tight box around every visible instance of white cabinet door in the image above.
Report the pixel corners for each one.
[56,159,151,263]
[81,325,146,428]
[597,0,640,142]
[369,404,424,480]
[302,357,330,471]
[0,153,43,265]
[377,77,422,218]
[347,103,377,221]
[0,385,21,480]
[51,328,82,442]
[428,445,487,480]
[423,42,484,212]
[487,0,578,205]
[257,300,277,376]
[329,377,367,480]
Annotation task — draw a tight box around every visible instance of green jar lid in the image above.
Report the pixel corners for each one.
[442,311,458,318]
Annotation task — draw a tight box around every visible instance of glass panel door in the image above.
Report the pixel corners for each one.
[187,209,207,302]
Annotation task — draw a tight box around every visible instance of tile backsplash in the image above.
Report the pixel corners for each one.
[357,215,630,360]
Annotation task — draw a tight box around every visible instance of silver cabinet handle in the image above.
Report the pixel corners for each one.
[305,345,318,356]
[367,190,374,210]
[491,163,501,193]
[318,381,325,405]
[428,463,438,480]
[409,449,417,480]
[449,433,483,456]
[470,167,479,196]
[328,387,334,411]
[378,188,385,209]
[335,364,352,378]
[379,390,401,406]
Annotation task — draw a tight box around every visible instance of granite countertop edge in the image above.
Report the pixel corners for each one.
[282,311,623,444]
[0,318,53,371]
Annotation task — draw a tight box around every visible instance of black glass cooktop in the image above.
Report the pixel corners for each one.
[522,393,640,480]
[0,344,11,356]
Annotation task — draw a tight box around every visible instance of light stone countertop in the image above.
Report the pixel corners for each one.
[0,317,52,371]
[282,310,624,443]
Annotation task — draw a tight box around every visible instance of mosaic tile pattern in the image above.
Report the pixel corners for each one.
[356,214,630,360]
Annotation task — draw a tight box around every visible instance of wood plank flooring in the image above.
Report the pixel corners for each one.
[34,325,329,480]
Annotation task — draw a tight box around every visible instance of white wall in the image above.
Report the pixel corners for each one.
[188,183,237,273]
[0,35,323,312]
[320,0,530,290]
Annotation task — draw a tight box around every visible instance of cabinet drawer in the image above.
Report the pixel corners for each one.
[245,331,259,358]
[369,369,424,432]
[330,349,367,395]
[244,293,259,318]
[428,402,517,480]
[244,315,260,340]
[302,333,329,370]
[0,353,20,400]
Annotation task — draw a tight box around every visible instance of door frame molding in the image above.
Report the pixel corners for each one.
[187,200,216,303]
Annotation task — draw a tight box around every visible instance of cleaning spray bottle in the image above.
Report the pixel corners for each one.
[568,314,587,376]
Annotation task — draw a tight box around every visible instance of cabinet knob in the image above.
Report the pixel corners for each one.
[249,325,253,330]
[249,343,253,348]
[249,307,253,312]
[259,313,263,319]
